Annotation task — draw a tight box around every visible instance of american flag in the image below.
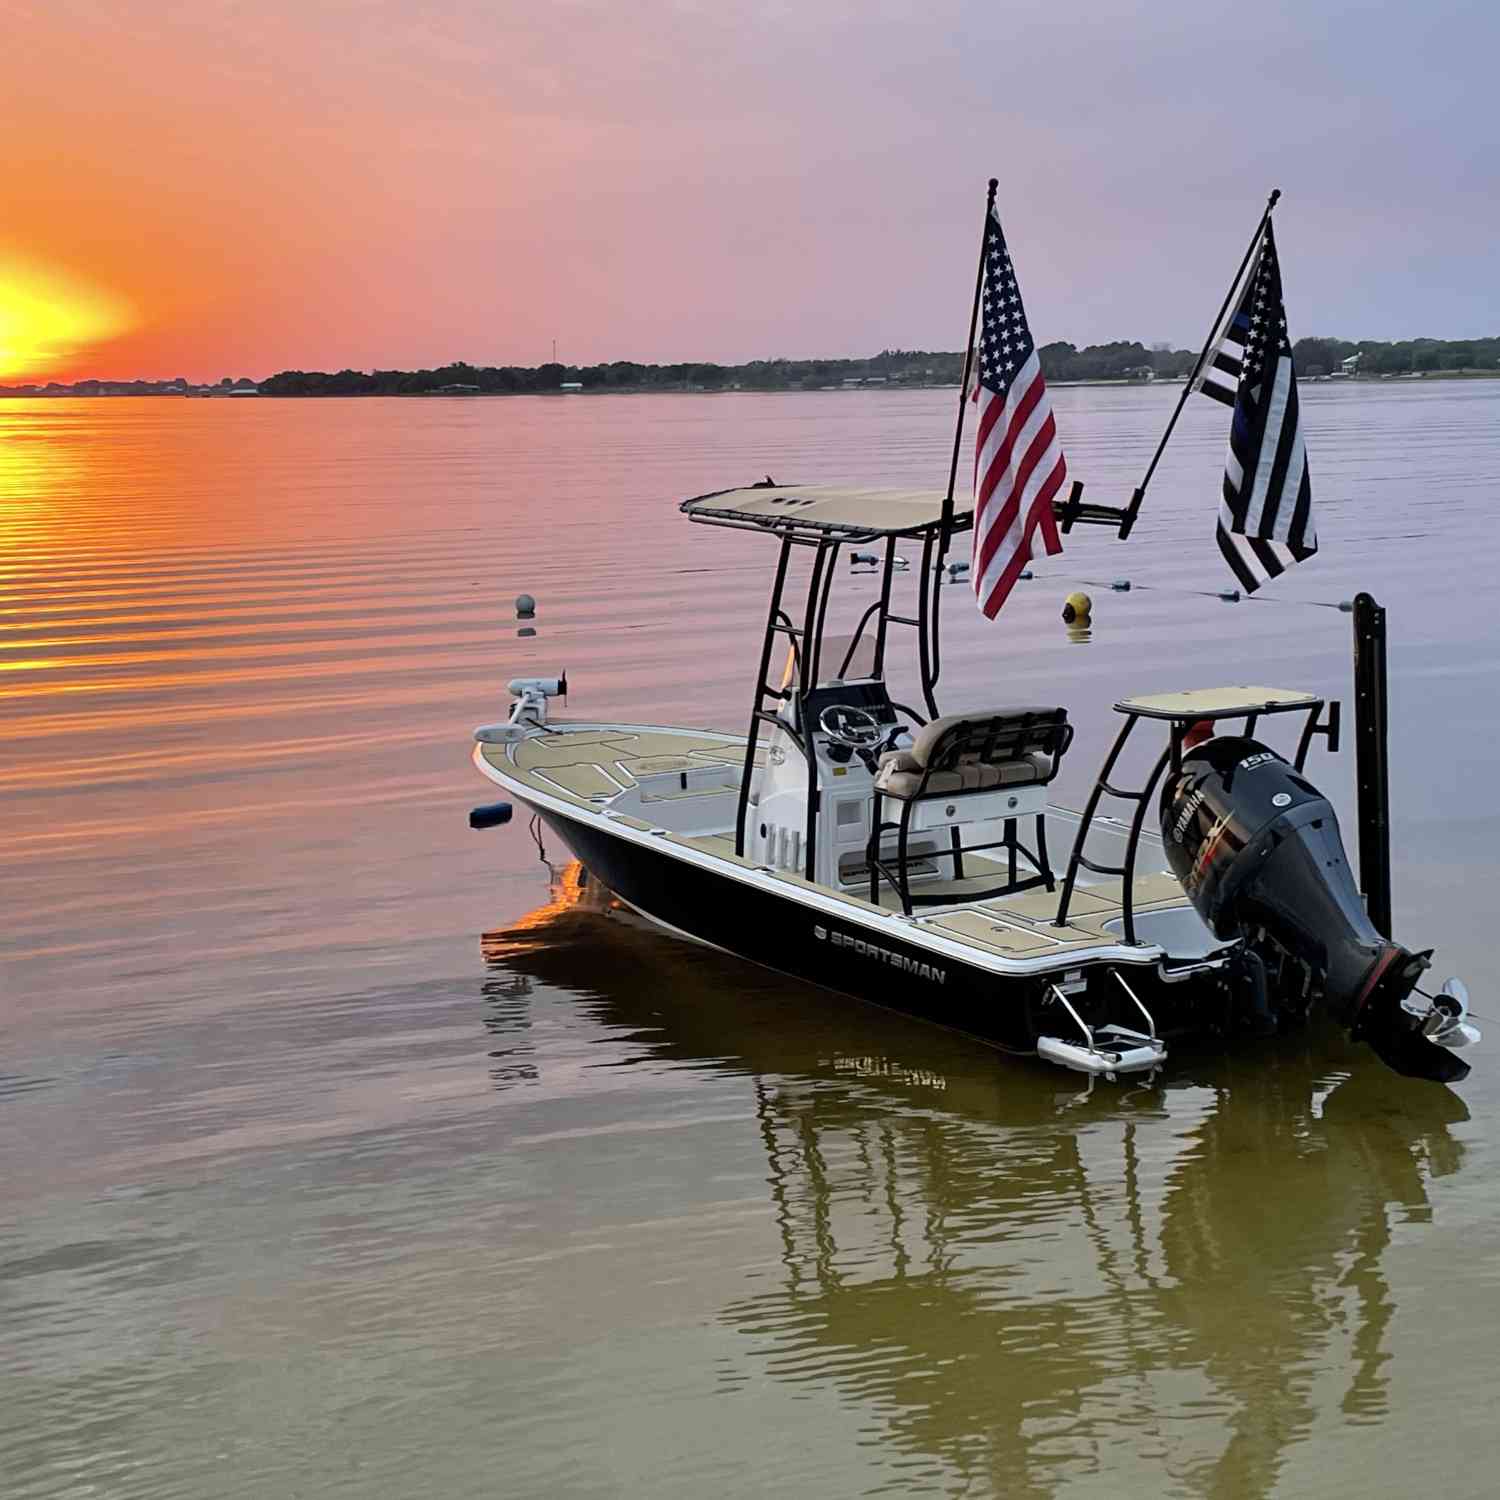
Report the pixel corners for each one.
[971,208,1065,618]
[1193,220,1317,592]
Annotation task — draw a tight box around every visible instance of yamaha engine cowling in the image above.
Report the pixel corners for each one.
[1160,736,1471,1082]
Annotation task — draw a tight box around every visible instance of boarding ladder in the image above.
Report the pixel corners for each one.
[1036,969,1167,1077]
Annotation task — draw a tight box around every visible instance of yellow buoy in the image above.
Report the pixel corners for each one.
[1061,590,1092,624]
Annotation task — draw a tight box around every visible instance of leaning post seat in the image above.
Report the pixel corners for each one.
[866,707,1073,913]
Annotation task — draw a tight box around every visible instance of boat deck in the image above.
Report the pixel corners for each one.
[479,722,1212,965]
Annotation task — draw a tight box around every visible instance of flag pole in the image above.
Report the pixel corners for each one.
[1121,188,1281,536]
[939,176,999,545]
[926,178,997,696]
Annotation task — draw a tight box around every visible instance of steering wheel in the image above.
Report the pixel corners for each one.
[818,704,884,749]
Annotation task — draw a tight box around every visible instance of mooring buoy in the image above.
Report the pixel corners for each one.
[1061,590,1092,624]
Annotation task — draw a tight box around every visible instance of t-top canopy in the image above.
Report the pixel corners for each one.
[1115,686,1323,721]
[682,483,972,539]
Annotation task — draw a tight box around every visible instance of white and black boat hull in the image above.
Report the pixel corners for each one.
[528,801,1217,1056]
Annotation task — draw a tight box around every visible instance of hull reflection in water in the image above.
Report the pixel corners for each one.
[482,863,1469,1496]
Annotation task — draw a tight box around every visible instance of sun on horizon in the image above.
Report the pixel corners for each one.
[0,256,137,383]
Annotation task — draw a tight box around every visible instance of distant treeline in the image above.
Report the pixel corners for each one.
[0,376,258,397]
[1289,336,1500,375]
[255,335,1500,395]
[258,352,966,396]
[6,336,1496,400]
[257,346,1180,395]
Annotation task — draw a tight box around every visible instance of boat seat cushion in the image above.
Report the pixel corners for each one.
[873,707,1071,801]
[875,752,1049,799]
[904,709,1056,768]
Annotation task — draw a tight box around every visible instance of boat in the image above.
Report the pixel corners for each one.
[470,479,1479,1084]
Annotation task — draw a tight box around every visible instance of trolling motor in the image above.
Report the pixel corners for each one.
[1161,736,1479,1082]
[474,673,569,744]
[470,674,569,828]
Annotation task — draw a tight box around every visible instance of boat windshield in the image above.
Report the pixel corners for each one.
[818,632,878,683]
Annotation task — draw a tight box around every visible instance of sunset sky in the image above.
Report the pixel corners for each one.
[3,0,1495,383]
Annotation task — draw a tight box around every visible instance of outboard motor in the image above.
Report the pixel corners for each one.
[1161,736,1476,1082]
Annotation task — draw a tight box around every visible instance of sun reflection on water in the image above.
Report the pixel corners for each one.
[0,404,89,559]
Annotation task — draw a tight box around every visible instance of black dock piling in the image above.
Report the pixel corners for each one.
[1352,592,1392,937]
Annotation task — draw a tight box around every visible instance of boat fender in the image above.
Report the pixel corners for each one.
[469,801,514,830]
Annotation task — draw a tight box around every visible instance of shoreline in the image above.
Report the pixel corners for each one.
[4,369,1499,400]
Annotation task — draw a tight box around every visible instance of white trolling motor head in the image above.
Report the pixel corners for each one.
[507,674,567,704]
[475,672,568,744]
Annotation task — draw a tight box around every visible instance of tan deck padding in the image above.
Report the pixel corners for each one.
[608,814,656,832]
[924,912,1057,953]
[668,833,754,866]
[690,747,767,767]
[1117,685,1319,717]
[683,833,740,858]
[514,727,738,762]
[617,755,703,775]
[872,853,1041,908]
[1091,872,1188,906]
[768,869,885,912]
[608,731,735,758]
[876,850,1008,883]
[980,886,1114,922]
[526,731,630,748]
[506,730,756,782]
[1044,914,1129,941]
[642,786,737,804]
[536,764,623,799]
[513,735,638,767]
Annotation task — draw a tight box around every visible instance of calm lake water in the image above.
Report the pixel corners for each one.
[4,382,1500,1497]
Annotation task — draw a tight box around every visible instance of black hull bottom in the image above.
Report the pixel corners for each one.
[537,808,1220,1054]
